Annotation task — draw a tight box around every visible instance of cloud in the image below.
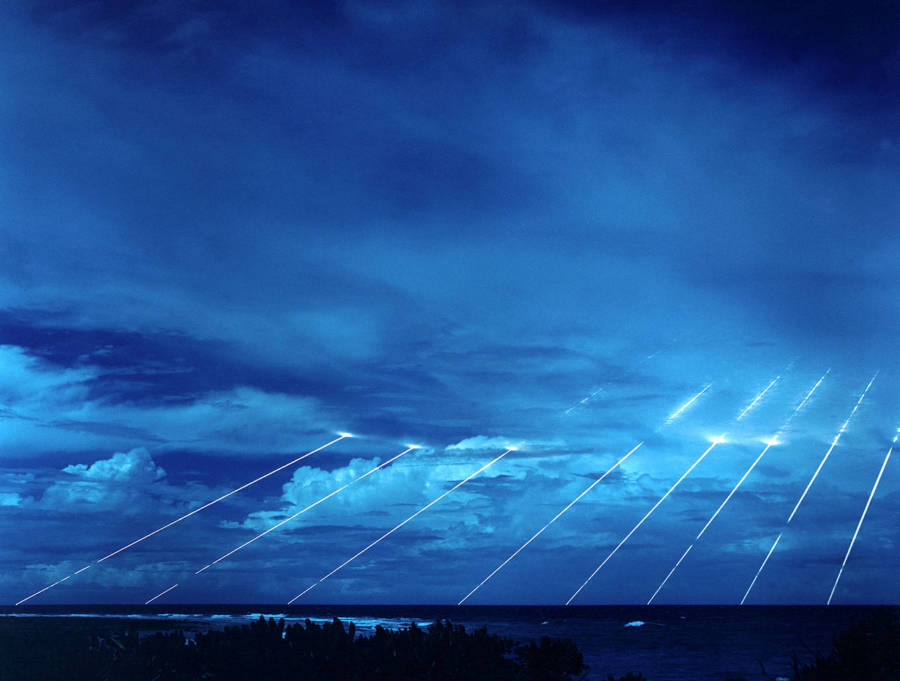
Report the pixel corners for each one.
[40,447,166,510]
[445,436,523,452]
[3,0,898,374]
[243,451,503,533]
[62,447,165,483]
[0,344,94,408]
[0,344,326,455]
[0,492,22,507]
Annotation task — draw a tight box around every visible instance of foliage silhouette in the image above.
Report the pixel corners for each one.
[791,606,900,681]
[0,616,588,681]
[6,609,895,681]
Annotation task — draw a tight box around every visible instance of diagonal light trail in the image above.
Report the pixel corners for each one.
[145,583,178,605]
[787,373,878,524]
[462,383,722,604]
[566,435,726,605]
[648,441,775,604]
[739,533,781,605]
[564,387,604,415]
[665,384,712,425]
[98,435,351,563]
[740,372,878,604]
[827,430,897,605]
[287,448,515,604]
[737,376,781,421]
[648,371,831,604]
[458,442,644,605]
[564,349,663,416]
[194,446,418,575]
[794,369,830,415]
[16,434,348,605]
[15,575,72,606]
[568,372,783,605]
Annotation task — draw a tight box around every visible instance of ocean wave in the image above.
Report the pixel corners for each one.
[624,620,664,628]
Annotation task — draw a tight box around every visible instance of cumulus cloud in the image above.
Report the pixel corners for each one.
[445,435,524,452]
[40,447,166,511]
[62,447,165,483]
[0,492,22,506]
[225,439,633,572]
[231,445,526,539]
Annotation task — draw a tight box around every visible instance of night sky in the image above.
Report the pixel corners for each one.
[2,1,899,606]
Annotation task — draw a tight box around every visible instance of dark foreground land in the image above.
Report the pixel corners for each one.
[0,607,897,681]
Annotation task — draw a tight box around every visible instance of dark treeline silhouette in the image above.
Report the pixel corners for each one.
[2,608,897,681]
[789,606,900,681]
[0,616,596,681]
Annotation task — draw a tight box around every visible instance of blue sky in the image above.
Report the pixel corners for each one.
[1,1,898,605]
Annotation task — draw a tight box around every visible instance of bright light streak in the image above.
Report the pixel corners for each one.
[665,384,712,424]
[648,543,695,605]
[287,448,515,605]
[15,575,70,606]
[648,370,830,604]
[564,349,663,415]
[458,442,644,605]
[787,372,878,524]
[741,372,878,604]
[792,369,830,416]
[564,387,604,415]
[73,565,92,576]
[827,437,894,605]
[736,376,781,421]
[566,437,724,605]
[194,446,416,574]
[337,432,355,438]
[740,533,781,605]
[696,444,770,539]
[145,583,178,605]
[647,441,775,604]
[96,435,346,562]
[16,434,346,604]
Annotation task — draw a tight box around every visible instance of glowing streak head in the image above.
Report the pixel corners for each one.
[406,444,422,450]
[763,437,780,447]
[710,434,727,445]
[337,432,354,438]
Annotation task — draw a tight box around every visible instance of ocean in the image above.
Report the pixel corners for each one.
[1,604,887,680]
